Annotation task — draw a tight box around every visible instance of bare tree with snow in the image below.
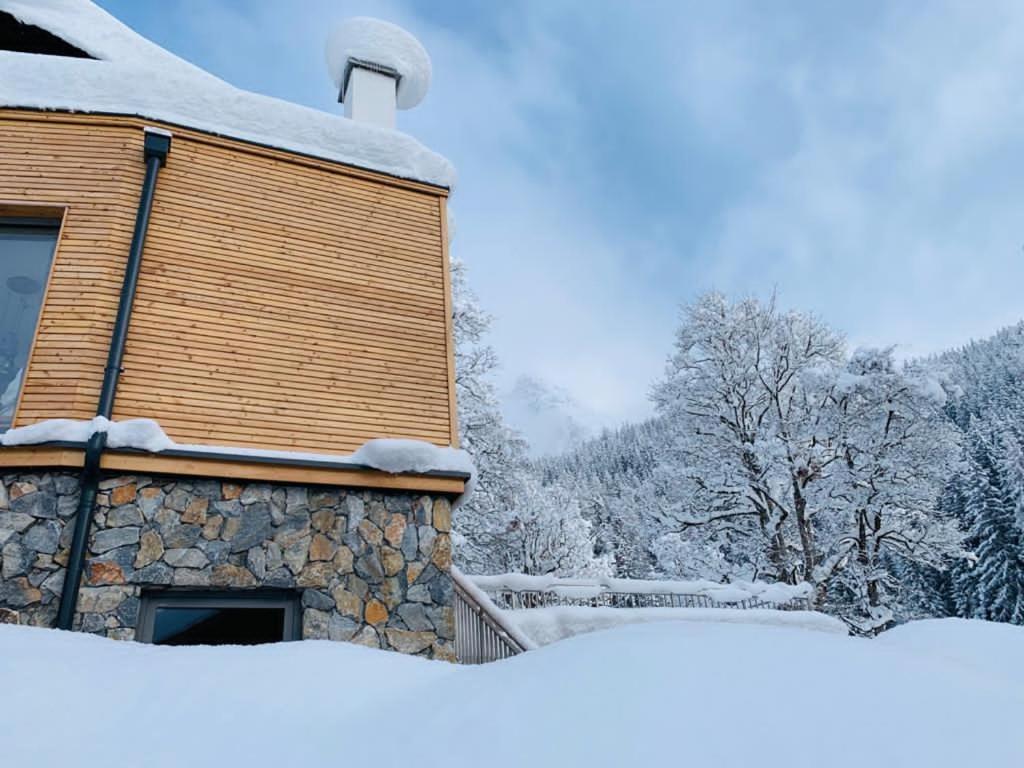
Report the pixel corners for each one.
[651,292,846,585]
[816,349,962,630]
[650,293,960,629]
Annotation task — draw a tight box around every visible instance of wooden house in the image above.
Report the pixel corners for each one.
[0,0,467,659]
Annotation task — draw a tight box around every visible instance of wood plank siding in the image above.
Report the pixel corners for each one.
[0,110,458,462]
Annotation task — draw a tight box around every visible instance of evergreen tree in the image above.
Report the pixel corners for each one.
[953,420,1024,623]
[941,323,1024,624]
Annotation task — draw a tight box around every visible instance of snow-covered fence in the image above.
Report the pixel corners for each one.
[469,574,813,612]
[451,567,537,664]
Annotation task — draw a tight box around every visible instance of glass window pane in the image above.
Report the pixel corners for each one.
[152,606,287,645]
[0,225,57,431]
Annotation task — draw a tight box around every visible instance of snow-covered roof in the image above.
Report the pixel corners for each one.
[0,0,455,188]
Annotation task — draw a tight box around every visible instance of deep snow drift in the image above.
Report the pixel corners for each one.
[1,618,1021,767]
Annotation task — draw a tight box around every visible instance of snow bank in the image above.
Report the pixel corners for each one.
[877,618,1024,689]
[0,0,455,188]
[470,572,812,605]
[1,419,473,485]
[325,17,431,110]
[2,618,1022,767]
[507,605,847,646]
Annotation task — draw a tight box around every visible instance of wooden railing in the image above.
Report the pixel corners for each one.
[451,566,536,664]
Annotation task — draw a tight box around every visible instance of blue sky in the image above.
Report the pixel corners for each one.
[96,0,1024,442]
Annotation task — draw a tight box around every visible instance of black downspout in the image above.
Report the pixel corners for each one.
[55,128,171,631]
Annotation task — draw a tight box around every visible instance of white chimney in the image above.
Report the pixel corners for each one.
[342,62,399,128]
[326,17,432,130]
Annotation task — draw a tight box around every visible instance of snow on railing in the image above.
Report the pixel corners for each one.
[451,566,536,664]
[469,573,813,612]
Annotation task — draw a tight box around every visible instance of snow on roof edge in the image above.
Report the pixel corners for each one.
[5,102,453,191]
[0,0,456,189]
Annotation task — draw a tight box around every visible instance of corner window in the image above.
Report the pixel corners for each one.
[0,219,58,431]
[137,591,301,646]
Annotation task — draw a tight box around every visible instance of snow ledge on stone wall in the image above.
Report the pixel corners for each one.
[0,419,474,497]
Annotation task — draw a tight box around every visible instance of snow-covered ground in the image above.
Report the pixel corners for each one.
[1,618,1020,767]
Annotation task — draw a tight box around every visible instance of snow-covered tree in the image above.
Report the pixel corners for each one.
[649,293,959,629]
[500,474,611,577]
[536,419,668,576]
[450,259,526,507]
[817,350,962,630]
[941,323,1024,624]
[450,257,607,577]
[449,256,529,572]
[951,418,1024,623]
[650,292,847,586]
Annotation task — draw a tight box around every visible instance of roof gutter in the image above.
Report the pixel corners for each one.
[55,127,171,631]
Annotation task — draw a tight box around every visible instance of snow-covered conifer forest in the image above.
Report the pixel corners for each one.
[452,261,1024,634]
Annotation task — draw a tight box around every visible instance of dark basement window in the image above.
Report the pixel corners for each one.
[0,11,94,58]
[137,591,301,646]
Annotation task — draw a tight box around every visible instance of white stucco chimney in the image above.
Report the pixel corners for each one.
[341,61,400,129]
[326,17,432,130]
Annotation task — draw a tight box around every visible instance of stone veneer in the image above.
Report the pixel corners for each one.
[0,471,455,660]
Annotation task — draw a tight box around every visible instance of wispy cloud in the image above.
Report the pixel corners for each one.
[99,0,1024,440]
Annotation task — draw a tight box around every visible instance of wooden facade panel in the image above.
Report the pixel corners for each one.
[1,118,143,421]
[2,110,458,456]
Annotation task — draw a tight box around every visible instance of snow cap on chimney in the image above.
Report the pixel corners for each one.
[325,17,432,130]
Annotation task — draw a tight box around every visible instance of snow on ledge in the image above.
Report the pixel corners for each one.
[469,572,813,606]
[1,419,474,493]
[0,416,173,452]
[507,606,848,647]
[349,438,472,476]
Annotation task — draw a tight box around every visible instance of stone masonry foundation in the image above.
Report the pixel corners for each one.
[0,471,456,660]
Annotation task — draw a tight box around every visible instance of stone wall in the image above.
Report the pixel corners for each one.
[0,471,455,659]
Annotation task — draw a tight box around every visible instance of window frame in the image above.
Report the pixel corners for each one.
[0,216,63,228]
[0,213,63,431]
[136,589,303,645]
